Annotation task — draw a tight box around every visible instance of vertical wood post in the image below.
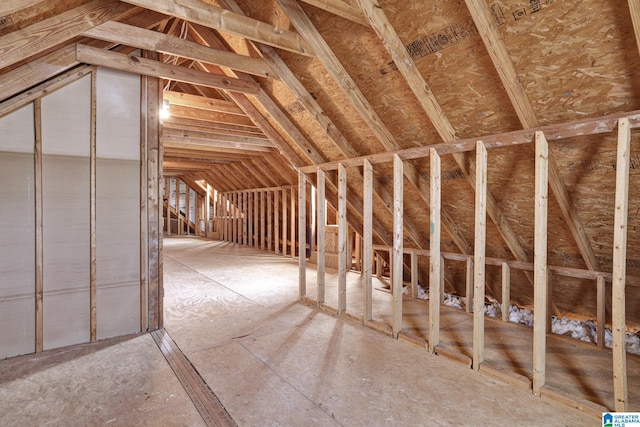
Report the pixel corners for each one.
[248,191,254,246]
[473,141,488,371]
[502,262,510,322]
[245,191,250,245]
[363,160,373,322]
[597,275,606,349]
[175,178,181,236]
[205,183,211,237]
[261,191,266,250]
[298,171,307,298]
[317,169,326,304]
[338,164,348,314]
[90,68,97,342]
[411,251,418,299]
[254,191,259,247]
[533,130,549,395]
[291,187,296,257]
[145,70,162,330]
[282,189,288,256]
[34,98,44,352]
[612,117,630,411]
[429,148,441,352]
[274,190,280,254]
[392,155,404,339]
[268,190,273,251]
[185,187,191,236]
[465,258,473,313]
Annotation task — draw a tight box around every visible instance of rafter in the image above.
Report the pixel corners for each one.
[84,21,276,79]
[163,128,273,147]
[162,135,272,153]
[278,0,480,288]
[119,0,313,56]
[75,44,261,95]
[168,104,257,127]
[0,0,43,16]
[189,21,399,247]
[0,0,138,70]
[164,91,245,115]
[464,0,599,273]
[298,0,368,26]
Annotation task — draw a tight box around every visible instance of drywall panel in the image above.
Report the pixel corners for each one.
[43,290,90,350]
[96,284,140,340]
[0,153,35,297]
[0,152,35,358]
[42,155,90,349]
[96,68,140,160]
[41,75,91,157]
[96,158,140,339]
[0,103,34,153]
[0,299,35,359]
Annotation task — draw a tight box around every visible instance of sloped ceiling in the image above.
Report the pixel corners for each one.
[2,0,640,325]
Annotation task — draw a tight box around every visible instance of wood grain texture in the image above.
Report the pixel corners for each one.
[0,0,136,70]
[121,0,312,56]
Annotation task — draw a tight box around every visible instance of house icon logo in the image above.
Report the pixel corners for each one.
[603,412,613,427]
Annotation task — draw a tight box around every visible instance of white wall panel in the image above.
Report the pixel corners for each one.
[0,150,35,358]
[0,103,34,153]
[0,299,35,358]
[41,75,91,157]
[96,68,140,160]
[42,156,90,349]
[96,158,140,339]
[43,291,90,350]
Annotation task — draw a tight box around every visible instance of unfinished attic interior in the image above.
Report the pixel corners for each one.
[2,0,640,423]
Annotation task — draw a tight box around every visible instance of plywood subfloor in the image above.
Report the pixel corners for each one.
[0,333,206,426]
[163,237,597,426]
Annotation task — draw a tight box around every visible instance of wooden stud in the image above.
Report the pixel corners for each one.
[268,191,273,251]
[34,98,44,353]
[338,164,348,314]
[205,183,211,236]
[248,192,253,246]
[429,148,441,352]
[282,189,287,256]
[411,251,418,299]
[597,276,606,349]
[612,117,631,411]
[363,160,373,322]
[298,170,307,299]
[274,190,280,253]
[533,131,549,395]
[392,155,403,339]
[146,68,162,330]
[291,187,296,257]
[260,191,266,250]
[547,271,554,334]
[90,68,97,342]
[175,178,181,236]
[473,141,488,371]
[139,80,148,332]
[244,192,249,245]
[466,258,473,313]
[185,186,191,236]
[317,169,326,304]
[502,262,510,322]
